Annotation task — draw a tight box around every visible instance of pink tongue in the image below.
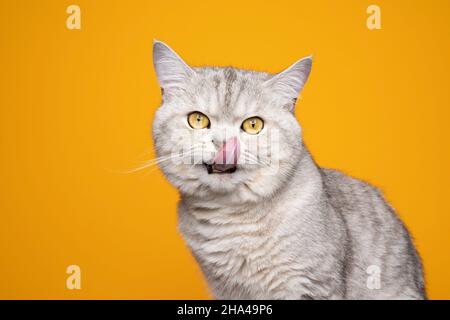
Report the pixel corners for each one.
[213,137,240,168]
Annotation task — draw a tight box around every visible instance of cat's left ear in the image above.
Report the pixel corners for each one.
[263,56,312,109]
[153,40,195,90]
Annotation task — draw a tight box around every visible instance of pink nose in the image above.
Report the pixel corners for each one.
[213,136,240,166]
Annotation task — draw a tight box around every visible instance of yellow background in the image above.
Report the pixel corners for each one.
[0,0,449,299]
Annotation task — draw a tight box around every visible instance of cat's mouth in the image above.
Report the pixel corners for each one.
[204,163,237,174]
[204,137,239,174]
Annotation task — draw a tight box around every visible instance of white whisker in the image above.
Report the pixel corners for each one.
[123,144,203,174]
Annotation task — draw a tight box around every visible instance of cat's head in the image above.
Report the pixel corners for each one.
[152,40,312,202]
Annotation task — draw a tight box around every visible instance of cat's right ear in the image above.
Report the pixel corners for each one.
[263,55,312,110]
[153,40,195,90]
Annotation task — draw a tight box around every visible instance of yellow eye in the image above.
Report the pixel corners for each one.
[242,117,264,135]
[187,112,210,129]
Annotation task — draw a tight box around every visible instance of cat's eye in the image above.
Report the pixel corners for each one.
[241,117,264,135]
[187,111,210,129]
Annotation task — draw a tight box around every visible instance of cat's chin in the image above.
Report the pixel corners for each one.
[192,164,245,191]
[169,163,268,196]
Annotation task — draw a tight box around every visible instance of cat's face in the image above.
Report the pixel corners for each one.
[152,41,312,201]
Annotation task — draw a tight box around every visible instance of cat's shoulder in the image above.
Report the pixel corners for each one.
[319,167,384,200]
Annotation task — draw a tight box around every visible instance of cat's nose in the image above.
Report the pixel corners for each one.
[211,137,226,150]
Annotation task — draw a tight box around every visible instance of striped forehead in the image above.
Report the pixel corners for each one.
[193,67,270,119]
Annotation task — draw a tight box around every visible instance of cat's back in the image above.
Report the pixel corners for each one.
[320,168,425,299]
[320,167,407,236]
[320,168,390,219]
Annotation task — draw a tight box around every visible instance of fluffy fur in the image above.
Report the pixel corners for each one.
[151,40,426,299]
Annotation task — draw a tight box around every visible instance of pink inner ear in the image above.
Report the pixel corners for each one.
[213,137,240,165]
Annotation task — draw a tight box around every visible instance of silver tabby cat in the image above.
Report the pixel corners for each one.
[151,40,426,299]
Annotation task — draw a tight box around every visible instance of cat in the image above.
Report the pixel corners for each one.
[151,40,426,299]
